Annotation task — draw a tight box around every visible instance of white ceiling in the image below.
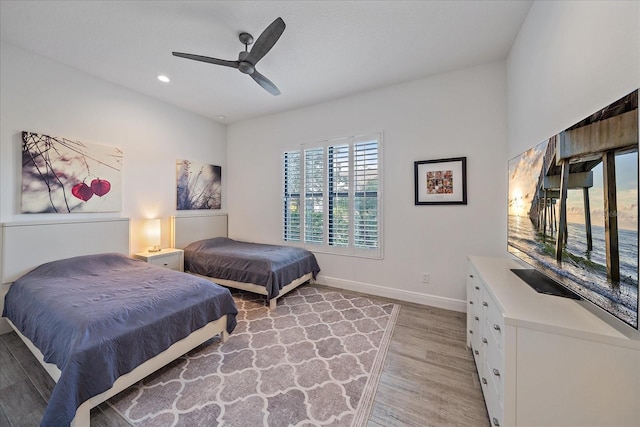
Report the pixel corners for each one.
[0,1,532,124]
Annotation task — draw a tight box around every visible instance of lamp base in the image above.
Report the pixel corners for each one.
[148,246,161,253]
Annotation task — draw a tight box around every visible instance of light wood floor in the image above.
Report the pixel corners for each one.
[0,285,488,426]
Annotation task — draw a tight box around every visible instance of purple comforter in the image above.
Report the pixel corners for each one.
[184,237,321,299]
[2,253,237,427]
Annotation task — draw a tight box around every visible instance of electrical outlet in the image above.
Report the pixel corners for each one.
[422,272,430,283]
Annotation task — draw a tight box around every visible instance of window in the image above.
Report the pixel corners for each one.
[282,133,382,258]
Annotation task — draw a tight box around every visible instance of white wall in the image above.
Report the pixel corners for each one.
[227,61,508,310]
[0,42,226,252]
[507,0,639,157]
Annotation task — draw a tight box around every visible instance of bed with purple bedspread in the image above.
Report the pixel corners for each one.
[184,237,321,299]
[2,253,238,427]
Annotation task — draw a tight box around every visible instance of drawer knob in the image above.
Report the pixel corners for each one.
[481,377,487,385]
[469,330,473,334]
[482,301,488,307]
[493,368,501,377]
[469,301,474,305]
[474,285,480,290]
[482,338,488,344]
[492,417,500,426]
[474,316,479,321]
[493,324,501,332]
[469,274,474,278]
[474,350,479,355]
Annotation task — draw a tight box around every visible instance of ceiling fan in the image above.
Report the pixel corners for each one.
[173,17,286,96]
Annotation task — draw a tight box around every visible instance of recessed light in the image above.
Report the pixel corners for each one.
[157,74,170,83]
[216,115,226,120]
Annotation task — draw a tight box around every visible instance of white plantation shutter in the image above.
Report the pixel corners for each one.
[304,147,324,244]
[282,132,382,258]
[282,151,301,241]
[328,143,350,247]
[353,139,379,249]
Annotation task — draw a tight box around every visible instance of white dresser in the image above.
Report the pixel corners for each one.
[467,256,640,427]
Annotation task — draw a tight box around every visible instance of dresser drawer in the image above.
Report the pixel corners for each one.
[468,272,481,306]
[485,333,504,400]
[471,343,481,367]
[470,312,482,355]
[488,388,504,427]
[470,278,482,301]
[485,305,504,351]
[482,356,504,426]
[149,255,181,270]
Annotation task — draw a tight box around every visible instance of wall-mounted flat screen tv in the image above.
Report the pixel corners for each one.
[508,89,638,330]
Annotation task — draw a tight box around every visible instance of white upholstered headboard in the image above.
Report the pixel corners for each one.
[1,218,130,284]
[171,214,228,249]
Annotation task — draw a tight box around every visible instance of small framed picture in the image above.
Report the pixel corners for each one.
[414,157,467,205]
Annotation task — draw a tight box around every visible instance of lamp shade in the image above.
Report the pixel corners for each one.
[144,219,161,252]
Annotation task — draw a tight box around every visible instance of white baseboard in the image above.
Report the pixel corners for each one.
[317,275,467,313]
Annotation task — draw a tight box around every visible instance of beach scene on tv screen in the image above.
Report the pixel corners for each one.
[507,90,638,329]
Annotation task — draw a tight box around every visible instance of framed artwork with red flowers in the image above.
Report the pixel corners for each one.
[21,131,122,213]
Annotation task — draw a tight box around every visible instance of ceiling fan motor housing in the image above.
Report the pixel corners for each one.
[238,61,255,75]
[237,51,255,74]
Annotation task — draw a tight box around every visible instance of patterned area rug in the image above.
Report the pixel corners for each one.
[109,285,399,426]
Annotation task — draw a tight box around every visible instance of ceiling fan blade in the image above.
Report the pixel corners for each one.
[172,52,239,68]
[245,17,285,65]
[250,70,281,96]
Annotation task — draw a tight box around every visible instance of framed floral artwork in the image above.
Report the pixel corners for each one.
[414,157,467,205]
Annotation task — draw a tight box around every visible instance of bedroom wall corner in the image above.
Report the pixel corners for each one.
[506,0,640,158]
[0,41,227,253]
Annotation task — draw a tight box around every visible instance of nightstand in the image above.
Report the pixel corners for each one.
[133,248,184,272]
